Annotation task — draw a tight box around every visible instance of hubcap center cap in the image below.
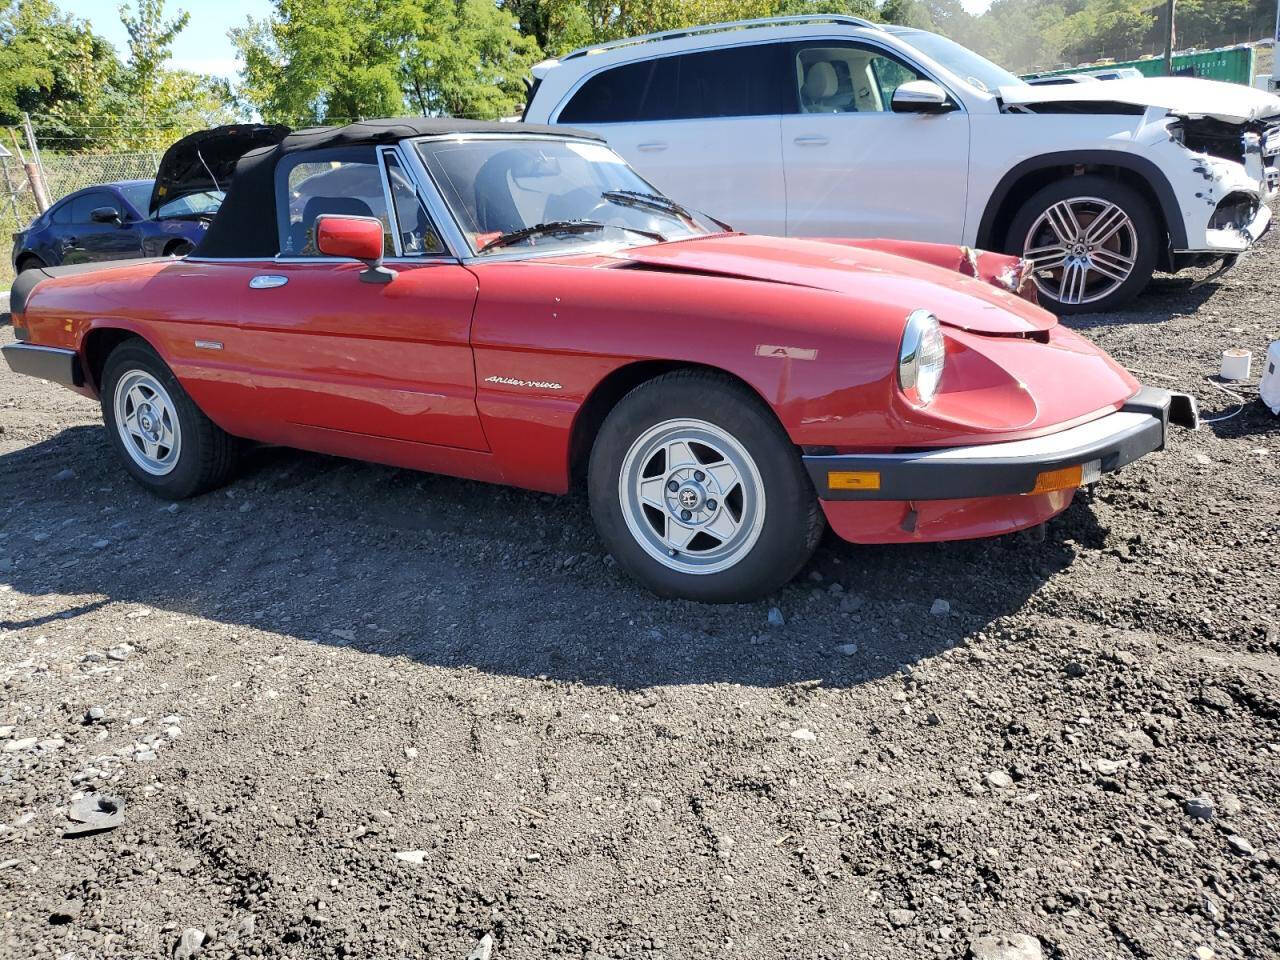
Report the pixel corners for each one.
[676,483,704,512]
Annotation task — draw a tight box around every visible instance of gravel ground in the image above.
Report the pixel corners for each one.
[0,238,1277,960]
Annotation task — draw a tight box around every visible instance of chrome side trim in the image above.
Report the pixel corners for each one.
[557,14,884,62]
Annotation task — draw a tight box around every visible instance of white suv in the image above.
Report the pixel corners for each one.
[524,15,1280,313]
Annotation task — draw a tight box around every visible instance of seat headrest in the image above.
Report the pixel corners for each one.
[803,61,839,100]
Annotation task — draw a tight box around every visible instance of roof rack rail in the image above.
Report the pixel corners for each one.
[558,15,884,62]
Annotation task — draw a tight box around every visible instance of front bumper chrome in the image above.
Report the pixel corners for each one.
[805,386,1197,502]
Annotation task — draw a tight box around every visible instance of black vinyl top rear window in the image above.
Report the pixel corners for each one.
[558,44,785,124]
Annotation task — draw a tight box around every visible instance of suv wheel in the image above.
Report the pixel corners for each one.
[1007,175,1159,314]
[588,371,824,602]
[100,339,240,499]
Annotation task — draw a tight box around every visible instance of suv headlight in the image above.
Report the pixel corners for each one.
[898,309,946,405]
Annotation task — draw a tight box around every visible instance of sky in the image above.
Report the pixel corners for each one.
[62,0,997,80]
[59,0,273,79]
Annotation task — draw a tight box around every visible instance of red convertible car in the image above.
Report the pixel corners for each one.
[2,119,1196,601]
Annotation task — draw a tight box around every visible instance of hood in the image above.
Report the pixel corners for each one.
[613,234,1057,336]
[999,76,1280,124]
[150,124,290,217]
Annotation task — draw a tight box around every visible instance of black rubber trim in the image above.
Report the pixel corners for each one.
[1,342,83,388]
[806,387,1174,501]
[9,258,171,318]
[976,150,1189,250]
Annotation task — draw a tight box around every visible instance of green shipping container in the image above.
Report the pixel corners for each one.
[1024,45,1257,86]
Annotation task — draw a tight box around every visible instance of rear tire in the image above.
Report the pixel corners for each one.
[1006,175,1159,314]
[163,240,193,258]
[100,339,239,499]
[16,254,46,273]
[588,371,823,602]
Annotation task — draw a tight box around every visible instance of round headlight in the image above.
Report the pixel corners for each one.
[898,309,946,405]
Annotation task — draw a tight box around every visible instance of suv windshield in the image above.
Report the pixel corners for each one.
[415,137,711,256]
[888,27,1024,93]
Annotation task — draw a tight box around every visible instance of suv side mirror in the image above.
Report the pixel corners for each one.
[891,80,955,114]
[90,206,122,224]
[314,214,394,284]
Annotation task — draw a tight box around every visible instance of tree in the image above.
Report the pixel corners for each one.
[0,0,122,147]
[233,0,538,124]
[103,0,238,150]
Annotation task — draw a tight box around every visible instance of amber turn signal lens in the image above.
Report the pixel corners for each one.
[1030,464,1084,495]
[828,470,881,491]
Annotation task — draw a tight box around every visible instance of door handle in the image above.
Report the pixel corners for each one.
[636,141,668,152]
[793,136,830,146]
[249,275,288,289]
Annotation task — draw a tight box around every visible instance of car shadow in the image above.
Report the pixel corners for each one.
[0,426,1104,691]
[1061,274,1220,331]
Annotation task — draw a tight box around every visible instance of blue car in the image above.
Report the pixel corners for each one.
[10,179,220,273]
[10,125,289,274]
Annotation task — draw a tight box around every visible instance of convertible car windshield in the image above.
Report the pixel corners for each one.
[416,137,711,256]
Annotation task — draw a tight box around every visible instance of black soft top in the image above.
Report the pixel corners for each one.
[195,117,604,259]
[150,124,289,217]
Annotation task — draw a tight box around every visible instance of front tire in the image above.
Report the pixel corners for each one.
[100,340,239,499]
[588,371,823,602]
[1007,175,1159,314]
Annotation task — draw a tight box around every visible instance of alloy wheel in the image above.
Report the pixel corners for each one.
[618,418,766,575]
[113,370,181,476]
[1023,197,1139,306]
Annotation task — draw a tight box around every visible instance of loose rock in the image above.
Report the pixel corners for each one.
[968,935,1044,960]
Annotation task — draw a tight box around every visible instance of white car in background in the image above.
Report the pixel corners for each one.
[524,16,1280,313]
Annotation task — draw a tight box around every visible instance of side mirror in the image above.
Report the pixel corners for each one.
[314,214,393,284]
[891,80,955,114]
[90,206,122,224]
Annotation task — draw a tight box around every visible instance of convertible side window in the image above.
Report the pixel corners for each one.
[558,44,785,123]
[788,43,927,114]
[380,150,445,256]
[276,148,393,257]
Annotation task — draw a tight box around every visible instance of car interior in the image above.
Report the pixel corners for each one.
[796,46,919,113]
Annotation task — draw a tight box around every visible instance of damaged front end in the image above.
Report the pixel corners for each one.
[820,238,1038,305]
[1172,115,1280,197]
[1165,113,1278,266]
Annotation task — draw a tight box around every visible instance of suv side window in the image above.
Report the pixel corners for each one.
[789,42,927,114]
[70,191,117,222]
[559,44,785,123]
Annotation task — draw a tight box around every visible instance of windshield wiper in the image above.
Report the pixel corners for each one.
[477,219,664,253]
[600,190,697,223]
